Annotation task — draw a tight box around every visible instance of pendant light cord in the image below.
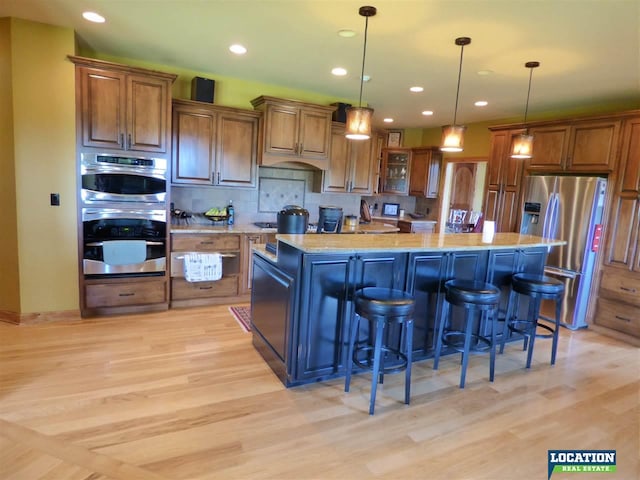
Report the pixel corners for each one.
[523,67,534,128]
[452,43,466,126]
[357,15,370,108]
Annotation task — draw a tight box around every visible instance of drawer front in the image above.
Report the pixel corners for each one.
[411,223,435,233]
[599,270,640,307]
[594,297,640,337]
[86,280,167,308]
[171,276,238,300]
[172,234,241,251]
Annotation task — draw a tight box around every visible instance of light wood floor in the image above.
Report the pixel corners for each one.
[0,305,638,480]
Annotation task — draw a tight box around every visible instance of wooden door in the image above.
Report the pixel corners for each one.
[528,125,570,171]
[216,112,258,187]
[171,107,216,185]
[298,108,332,159]
[450,163,476,212]
[264,104,299,156]
[349,137,374,194]
[79,67,126,150]
[322,126,350,192]
[566,119,621,172]
[126,74,169,153]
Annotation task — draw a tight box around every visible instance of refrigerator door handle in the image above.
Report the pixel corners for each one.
[544,265,578,279]
[548,193,560,238]
[542,193,554,238]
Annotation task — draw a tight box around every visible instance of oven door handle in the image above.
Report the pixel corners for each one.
[85,240,165,247]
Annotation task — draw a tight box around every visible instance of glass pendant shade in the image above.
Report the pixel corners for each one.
[345,106,373,140]
[440,124,467,152]
[511,133,534,159]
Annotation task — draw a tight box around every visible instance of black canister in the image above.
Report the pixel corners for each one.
[277,205,309,233]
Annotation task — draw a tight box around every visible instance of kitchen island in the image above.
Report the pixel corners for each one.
[251,232,565,387]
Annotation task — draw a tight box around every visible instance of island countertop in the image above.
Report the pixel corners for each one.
[275,232,566,254]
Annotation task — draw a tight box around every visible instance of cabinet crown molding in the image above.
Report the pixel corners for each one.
[68,55,178,82]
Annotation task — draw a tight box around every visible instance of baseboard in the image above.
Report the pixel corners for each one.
[0,309,82,325]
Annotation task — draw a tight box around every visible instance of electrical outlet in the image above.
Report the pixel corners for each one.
[50,193,60,206]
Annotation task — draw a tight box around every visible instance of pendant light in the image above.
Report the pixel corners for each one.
[440,37,471,152]
[511,61,540,159]
[345,6,376,140]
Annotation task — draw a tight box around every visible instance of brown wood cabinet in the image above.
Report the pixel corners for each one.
[483,128,526,232]
[380,148,412,195]
[170,233,243,307]
[171,99,260,187]
[70,56,175,154]
[320,123,375,194]
[409,147,441,198]
[594,115,640,339]
[83,276,168,316]
[251,96,334,169]
[528,118,621,173]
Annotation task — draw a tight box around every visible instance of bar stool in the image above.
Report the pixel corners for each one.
[345,287,415,415]
[433,279,501,388]
[500,273,565,367]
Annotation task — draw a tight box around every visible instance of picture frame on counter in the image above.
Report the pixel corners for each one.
[382,202,400,217]
[387,130,403,147]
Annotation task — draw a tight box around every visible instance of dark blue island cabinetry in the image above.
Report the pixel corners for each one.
[251,233,561,387]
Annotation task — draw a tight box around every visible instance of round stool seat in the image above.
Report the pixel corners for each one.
[445,279,501,306]
[355,287,415,317]
[512,273,564,296]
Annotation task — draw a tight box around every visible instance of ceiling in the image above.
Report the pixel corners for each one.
[2,0,639,129]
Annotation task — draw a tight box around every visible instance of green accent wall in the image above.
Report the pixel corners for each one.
[0,18,20,312]
[3,18,77,314]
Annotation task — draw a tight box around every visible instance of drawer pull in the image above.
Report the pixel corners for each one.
[620,286,637,293]
[198,286,213,290]
[119,292,135,297]
[615,315,632,323]
[200,241,214,245]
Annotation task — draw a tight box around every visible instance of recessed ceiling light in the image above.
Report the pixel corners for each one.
[383,118,394,123]
[409,86,424,93]
[338,29,356,38]
[477,70,493,76]
[229,44,247,55]
[475,100,488,107]
[82,11,105,23]
[422,110,434,116]
[331,67,347,76]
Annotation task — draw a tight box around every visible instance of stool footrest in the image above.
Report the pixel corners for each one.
[442,331,491,353]
[353,346,408,375]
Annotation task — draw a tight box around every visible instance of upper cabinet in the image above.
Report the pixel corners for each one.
[171,99,260,187]
[528,118,621,173]
[320,123,375,194]
[380,148,412,195]
[483,128,526,233]
[70,56,176,154]
[251,96,335,169]
[409,147,442,198]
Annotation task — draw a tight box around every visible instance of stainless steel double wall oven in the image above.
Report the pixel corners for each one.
[80,152,168,277]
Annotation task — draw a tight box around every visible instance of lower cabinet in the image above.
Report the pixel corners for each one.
[251,244,549,387]
[295,252,406,382]
[83,276,168,315]
[170,233,242,307]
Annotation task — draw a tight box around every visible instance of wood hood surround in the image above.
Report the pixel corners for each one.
[251,96,336,170]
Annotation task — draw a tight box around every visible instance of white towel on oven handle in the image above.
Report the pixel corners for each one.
[183,252,222,282]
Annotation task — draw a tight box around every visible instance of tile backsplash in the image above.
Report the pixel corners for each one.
[171,166,362,224]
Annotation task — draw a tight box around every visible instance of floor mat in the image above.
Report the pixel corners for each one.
[229,306,251,333]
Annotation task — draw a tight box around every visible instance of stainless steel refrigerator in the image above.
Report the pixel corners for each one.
[520,175,607,329]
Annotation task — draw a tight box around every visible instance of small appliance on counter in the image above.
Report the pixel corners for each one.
[317,205,343,233]
[277,205,309,234]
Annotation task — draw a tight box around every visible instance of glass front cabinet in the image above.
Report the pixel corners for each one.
[381,148,412,194]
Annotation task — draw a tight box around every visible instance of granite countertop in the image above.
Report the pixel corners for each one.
[275,232,566,254]
[171,222,399,234]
